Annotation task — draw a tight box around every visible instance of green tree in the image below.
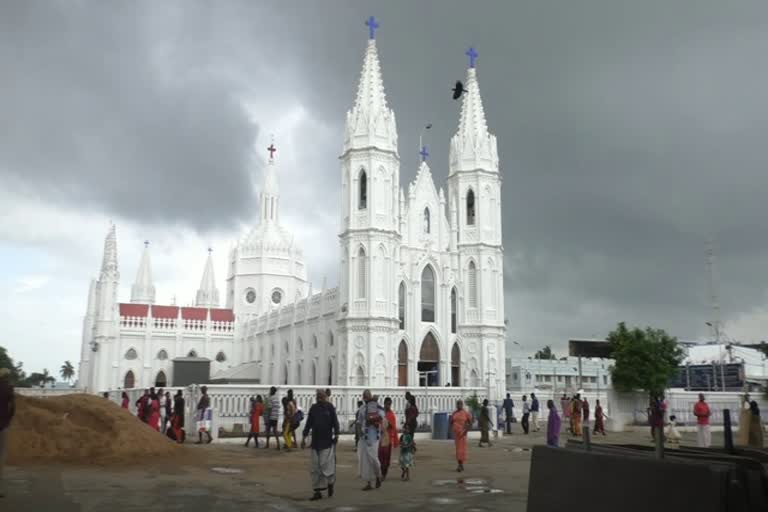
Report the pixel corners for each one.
[608,322,684,397]
[39,368,55,388]
[60,361,75,383]
[0,345,26,385]
[533,345,555,360]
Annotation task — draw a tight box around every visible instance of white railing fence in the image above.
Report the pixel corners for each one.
[182,385,487,441]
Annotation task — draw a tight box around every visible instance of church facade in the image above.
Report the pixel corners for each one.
[79,26,507,398]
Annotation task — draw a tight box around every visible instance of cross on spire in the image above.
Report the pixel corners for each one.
[466,47,478,68]
[419,145,429,162]
[207,247,213,254]
[267,143,276,159]
[365,15,379,40]
[144,240,149,248]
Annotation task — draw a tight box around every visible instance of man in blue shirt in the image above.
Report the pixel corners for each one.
[502,393,514,434]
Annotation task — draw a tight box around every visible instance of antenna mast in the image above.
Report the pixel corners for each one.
[706,239,721,343]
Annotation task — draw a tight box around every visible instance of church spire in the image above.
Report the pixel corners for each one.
[260,138,280,225]
[195,248,220,308]
[343,16,397,154]
[130,241,156,304]
[100,223,119,279]
[450,47,498,174]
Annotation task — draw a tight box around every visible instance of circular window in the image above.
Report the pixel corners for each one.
[271,289,283,305]
[245,289,256,304]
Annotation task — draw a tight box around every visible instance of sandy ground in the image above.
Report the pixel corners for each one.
[1,427,728,511]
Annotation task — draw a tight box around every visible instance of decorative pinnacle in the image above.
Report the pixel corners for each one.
[365,15,379,40]
[466,47,478,68]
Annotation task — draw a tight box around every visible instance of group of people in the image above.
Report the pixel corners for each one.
[650,393,763,449]
[300,388,418,501]
[244,387,305,451]
[124,388,187,443]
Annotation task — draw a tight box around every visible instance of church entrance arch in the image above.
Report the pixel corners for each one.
[451,343,461,387]
[155,370,167,388]
[418,332,440,387]
[123,370,135,389]
[398,340,408,386]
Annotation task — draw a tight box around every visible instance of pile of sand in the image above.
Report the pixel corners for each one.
[8,394,189,465]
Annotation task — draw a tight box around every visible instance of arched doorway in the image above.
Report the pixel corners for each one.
[451,343,461,387]
[310,361,317,385]
[283,364,289,385]
[355,366,365,386]
[418,333,440,387]
[398,340,408,386]
[155,370,167,388]
[123,370,135,389]
[297,363,303,385]
[327,359,333,386]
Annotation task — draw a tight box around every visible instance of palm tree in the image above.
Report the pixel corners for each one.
[40,368,55,388]
[60,361,75,383]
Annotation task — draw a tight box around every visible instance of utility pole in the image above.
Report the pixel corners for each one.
[706,239,726,391]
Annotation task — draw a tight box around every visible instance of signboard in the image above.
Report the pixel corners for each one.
[669,362,745,391]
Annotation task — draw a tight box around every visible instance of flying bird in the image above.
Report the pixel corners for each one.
[452,81,465,100]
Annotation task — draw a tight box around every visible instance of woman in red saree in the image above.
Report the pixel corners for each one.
[148,390,162,432]
[245,395,265,448]
[378,397,399,479]
[450,399,473,472]
[121,391,130,409]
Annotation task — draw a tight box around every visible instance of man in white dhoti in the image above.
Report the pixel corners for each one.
[302,390,340,501]
[356,389,384,491]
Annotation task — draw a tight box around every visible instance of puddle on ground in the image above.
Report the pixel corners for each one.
[431,478,503,495]
[430,497,459,505]
[210,467,244,474]
[169,488,211,497]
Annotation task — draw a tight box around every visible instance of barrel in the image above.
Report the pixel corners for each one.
[432,412,449,440]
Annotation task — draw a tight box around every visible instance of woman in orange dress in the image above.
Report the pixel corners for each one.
[245,395,265,448]
[450,399,473,472]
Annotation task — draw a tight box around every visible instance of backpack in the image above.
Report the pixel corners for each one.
[294,409,304,425]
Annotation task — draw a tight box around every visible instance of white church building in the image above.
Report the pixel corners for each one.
[79,23,507,398]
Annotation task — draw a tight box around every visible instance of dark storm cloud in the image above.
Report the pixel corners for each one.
[3,0,768,347]
[0,2,259,230]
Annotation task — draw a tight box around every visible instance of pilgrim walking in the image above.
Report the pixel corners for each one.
[302,390,340,501]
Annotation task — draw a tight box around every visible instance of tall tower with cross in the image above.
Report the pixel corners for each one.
[447,46,505,397]
[338,16,401,385]
[225,138,307,318]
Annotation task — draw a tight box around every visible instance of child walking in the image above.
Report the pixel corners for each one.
[399,431,416,481]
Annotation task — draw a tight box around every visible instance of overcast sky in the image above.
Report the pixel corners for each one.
[2,1,768,378]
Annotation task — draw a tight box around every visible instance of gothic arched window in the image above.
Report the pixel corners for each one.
[423,207,431,234]
[157,349,168,361]
[450,287,457,333]
[187,350,198,358]
[466,189,476,225]
[359,169,367,210]
[398,281,406,329]
[216,351,226,363]
[357,247,367,299]
[125,348,138,360]
[468,261,478,308]
[421,265,435,322]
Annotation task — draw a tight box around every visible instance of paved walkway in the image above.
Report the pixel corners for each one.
[1,427,721,511]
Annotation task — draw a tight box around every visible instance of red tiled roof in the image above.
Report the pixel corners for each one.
[118,303,234,322]
[151,305,179,319]
[211,308,235,322]
[181,307,207,320]
[119,303,149,317]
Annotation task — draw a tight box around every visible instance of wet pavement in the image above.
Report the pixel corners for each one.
[1,428,711,511]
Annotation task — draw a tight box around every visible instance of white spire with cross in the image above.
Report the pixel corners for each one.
[195,247,220,308]
[130,240,156,304]
[450,47,498,174]
[344,15,397,154]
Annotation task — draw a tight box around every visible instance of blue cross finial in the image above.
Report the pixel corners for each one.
[419,145,429,162]
[366,16,380,40]
[144,240,149,248]
[466,47,478,68]
[208,247,213,254]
